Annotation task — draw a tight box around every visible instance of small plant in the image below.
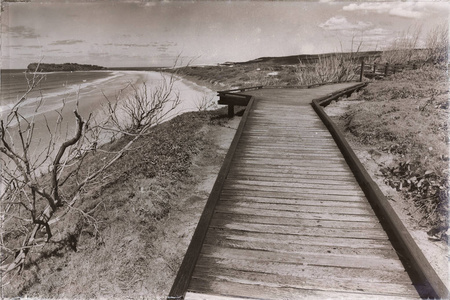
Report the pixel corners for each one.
[340,66,449,238]
[296,54,359,85]
[101,75,181,135]
[195,93,217,111]
[425,24,449,64]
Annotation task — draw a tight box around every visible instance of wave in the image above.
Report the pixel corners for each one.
[0,71,124,117]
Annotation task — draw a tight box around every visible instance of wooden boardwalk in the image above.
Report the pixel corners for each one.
[174,84,420,300]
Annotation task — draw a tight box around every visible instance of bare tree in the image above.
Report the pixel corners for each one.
[100,72,181,136]
[425,24,449,64]
[0,66,182,280]
[383,24,423,64]
[194,92,217,112]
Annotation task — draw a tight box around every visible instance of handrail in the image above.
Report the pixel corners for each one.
[167,96,257,300]
[311,86,448,299]
[217,85,263,94]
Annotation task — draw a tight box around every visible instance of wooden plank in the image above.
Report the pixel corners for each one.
[228,163,354,174]
[218,194,368,207]
[185,292,251,300]
[214,205,379,222]
[216,199,374,215]
[211,212,381,229]
[235,144,341,152]
[233,153,345,161]
[221,183,365,197]
[240,133,335,139]
[225,174,358,184]
[235,144,340,151]
[226,168,355,180]
[247,129,332,135]
[220,189,368,202]
[191,266,419,296]
[188,277,418,300]
[223,179,362,191]
[230,159,350,169]
[204,229,393,251]
[168,97,256,298]
[239,136,337,143]
[312,94,446,298]
[218,95,250,106]
[208,219,388,240]
[203,231,394,257]
[199,245,405,271]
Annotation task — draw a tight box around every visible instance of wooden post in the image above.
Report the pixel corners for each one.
[384,63,389,76]
[359,59,365,82]
[413,63,417,70]
[373,63,376,74]
[228,105,234,118]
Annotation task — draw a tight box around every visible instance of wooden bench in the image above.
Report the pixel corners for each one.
[217,86,263,117]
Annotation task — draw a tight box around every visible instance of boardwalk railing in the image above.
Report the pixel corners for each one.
[357,60,429,81]
[217,86,263,117]
[312,89,449,299]
[168,95,257,299]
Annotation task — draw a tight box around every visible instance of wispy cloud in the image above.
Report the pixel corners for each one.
[105,43,151,48]
[343,3,424,19]
[50,39,84,45]
[10,45,43,49]
[8,25,40,39]
[319,16,371,31]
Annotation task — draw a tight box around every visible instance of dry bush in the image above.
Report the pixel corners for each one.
[296,54,359,85]
[342,66,449,237]
[0,67,182,285]
[100,73,181,136]
[382,24,448,65]
[425,24,449,64]
[382,24,423,64]
[195,93,217,111]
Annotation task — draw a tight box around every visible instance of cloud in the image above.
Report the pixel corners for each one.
[50,39,84,45]
[364,27,392,36]
[343,2,424,19]
[105,43,151,48]
[8,25,40,39]
[319,16,371,31]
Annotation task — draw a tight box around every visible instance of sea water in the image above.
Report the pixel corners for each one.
[0,69,217,165]
[1,70,119,114]
[1,69,217,123]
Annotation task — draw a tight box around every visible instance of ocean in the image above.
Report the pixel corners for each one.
[1,70,119,114]
[0,69,217,164]
[1,69,217,123]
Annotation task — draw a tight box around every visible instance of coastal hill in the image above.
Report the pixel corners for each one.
[27,62,106,72]
[232,50,383,65]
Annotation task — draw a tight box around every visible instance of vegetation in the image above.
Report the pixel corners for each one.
[2,107,232,298]
[0,69,182,284]
[337,66,448,239]
[27,63,106,72]
[3,22,448,298]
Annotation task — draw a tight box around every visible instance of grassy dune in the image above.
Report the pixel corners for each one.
[5,108,241,298]
[327,65,448,238]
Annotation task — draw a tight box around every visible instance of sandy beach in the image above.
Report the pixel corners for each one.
[2,70,218,168]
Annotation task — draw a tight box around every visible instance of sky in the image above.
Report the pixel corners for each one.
[1,1,449,69]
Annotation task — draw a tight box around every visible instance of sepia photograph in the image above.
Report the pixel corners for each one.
[1,1,449,299]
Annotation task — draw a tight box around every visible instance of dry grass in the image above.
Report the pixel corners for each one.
[4,107,232,299]
[338,66,449,237]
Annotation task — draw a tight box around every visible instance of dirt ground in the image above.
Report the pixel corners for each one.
[325,99,449,290]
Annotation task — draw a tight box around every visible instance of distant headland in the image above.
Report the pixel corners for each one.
[27,63,107,72]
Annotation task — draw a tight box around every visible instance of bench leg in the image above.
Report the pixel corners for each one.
[228,104,234,118]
